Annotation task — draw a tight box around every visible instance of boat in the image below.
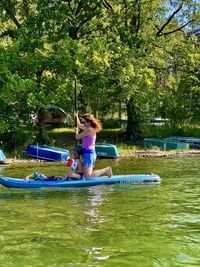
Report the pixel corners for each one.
[0,149,6,163]
[143,138,190,150]
[168,136,200,149]
[0,173,160,188]
[26,145,69,161]
[76,142,120,158]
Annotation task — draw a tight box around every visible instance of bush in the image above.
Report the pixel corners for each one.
[102,119,127,129]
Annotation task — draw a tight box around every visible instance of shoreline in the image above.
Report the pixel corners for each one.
[120,149,200,158]
[1,149,200,168]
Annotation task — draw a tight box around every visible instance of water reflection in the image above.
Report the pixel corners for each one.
[84,187,111,227]
[85,247,111,261]
[87,187,109,206]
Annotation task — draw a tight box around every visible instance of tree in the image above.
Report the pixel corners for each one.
[0,0,199,151]
[101,0,200,139]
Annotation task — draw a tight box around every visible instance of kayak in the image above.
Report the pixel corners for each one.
[26,145,69,161]
[0,174,160,189]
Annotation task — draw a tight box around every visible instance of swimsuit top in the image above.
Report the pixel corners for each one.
[82,127,96,150]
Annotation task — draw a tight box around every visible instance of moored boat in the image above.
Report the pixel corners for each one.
[26,145,69,161]
[0,149,6,163]
[168,136,200,149]
[143,138,190,150]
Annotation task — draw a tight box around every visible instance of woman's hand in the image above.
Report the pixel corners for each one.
[74,111,85,130]
[74,111,78,118]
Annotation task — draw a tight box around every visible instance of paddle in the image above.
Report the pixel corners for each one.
[24,173,34,180]
[74,75,77,122]
[74,75,78,147]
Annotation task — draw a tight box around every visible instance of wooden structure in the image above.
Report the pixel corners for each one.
[45,106,67,126]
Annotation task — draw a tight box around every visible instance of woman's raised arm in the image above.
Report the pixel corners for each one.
[74,111,85,130]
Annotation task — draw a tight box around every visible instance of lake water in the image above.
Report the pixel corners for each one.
[0,156,200,267]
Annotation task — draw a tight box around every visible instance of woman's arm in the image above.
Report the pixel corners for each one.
[74,111,85,130]
[75,127,91,140]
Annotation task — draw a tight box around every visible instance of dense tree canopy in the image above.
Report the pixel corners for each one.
[0,0,199,149]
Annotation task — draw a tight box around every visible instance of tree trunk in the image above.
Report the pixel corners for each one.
[118,100,122,119]
[126,97,141,140]
[37,108,50,144]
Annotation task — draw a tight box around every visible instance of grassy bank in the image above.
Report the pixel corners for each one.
[48,127,137,154]
[4,124,200,159]
[47,124,200,155]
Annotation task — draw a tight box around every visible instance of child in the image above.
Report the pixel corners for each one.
[65,149,84,180]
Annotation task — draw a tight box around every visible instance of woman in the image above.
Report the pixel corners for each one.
[74,112,113,179]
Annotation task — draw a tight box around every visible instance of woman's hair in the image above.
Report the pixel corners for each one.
[82,114,102,133]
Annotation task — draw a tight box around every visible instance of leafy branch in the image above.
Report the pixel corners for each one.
[156,1,192,37]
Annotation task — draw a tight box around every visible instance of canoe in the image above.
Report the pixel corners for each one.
[0,174,160,188]
[26,145,69,161]
[77,142,120,158]
[168,136,200,149]
[143,138,190,150]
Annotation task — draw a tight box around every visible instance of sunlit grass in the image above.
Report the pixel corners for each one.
[5,124,200,159]
[49,127,123,134]
[117,143,138,153]
[46,124,200,154]
[48,127,74,134]
[101,128,122,132]
[141,124,200,138]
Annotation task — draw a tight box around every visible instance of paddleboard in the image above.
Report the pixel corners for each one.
[0,174,160,189]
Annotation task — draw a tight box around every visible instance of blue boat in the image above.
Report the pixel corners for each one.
[169,136,200,149]
[0,174,160,188]
[0,149,6,162]
[26,145,69,161]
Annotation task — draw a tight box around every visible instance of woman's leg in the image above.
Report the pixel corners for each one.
[92,167,113,177]
[65,173,81,180]
[84,166,113,178]
[84,166,94,178]
[83,152,96,178]
[83,152,113,178]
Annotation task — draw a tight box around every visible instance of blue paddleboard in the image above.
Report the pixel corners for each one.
[0,174,160,189]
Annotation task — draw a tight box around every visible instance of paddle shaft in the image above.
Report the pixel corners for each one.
[74,76,78,146]
[74,75,77,117]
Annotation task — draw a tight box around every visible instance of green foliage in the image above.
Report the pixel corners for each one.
[102,119,122,129]
[0,0,199,150]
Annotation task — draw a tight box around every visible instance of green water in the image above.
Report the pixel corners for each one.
[0,156,200,267]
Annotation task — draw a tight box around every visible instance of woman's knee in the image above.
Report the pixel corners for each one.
[84,168,93,179]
